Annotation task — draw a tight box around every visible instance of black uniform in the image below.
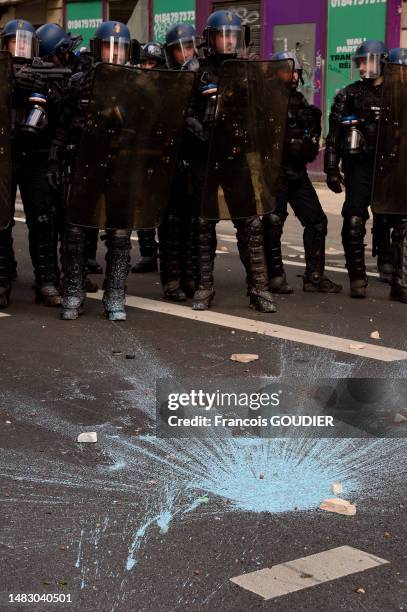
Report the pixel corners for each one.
[51,65,132,320]
[325,79,382,296]
[263,89,341,294]
[156,60,197,301]
[186,54,276,312]
[0,63,66,307]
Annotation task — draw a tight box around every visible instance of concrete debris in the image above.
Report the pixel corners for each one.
[230,354,259,364]
[370,331,381,340]
[320,498,356,516]
[77,432,97,443]
[394,413,407,424]
[331,481,343,495]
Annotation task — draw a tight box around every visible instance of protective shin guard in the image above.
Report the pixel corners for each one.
[0,227,12,308]
[61,225,87,319]
[342,216,368,298]
[159,214,187,301]
[236,217,276,313]
[192,217,216,310]
[372,214,393,283]
[262,213,292,293]
[303,220,342,293]
[390,218,407,304]
[30,213,61,306]
[103,230,131,321]
[132,229,158,273]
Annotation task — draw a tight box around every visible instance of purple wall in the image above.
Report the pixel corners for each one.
[263,0,325,113]
[386,0,402,48]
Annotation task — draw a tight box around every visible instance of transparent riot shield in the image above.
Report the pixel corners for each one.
[201,59,292,220]
[0,51,13,230]
[67,63,195,230]
[372,63,407,215]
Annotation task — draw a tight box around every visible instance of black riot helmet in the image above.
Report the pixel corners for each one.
[352,40,388,80]
[139,42,165,68]
[164,23,197,68]
[203,10,247,58]
[0,19,39,60]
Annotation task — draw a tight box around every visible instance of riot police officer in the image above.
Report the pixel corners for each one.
[325,40,388,298]
[187,10,276,312]
[372,47,407,304]
[50,21,135,320]
[157,23,198,301]
[0,19,63,307]
[38,23,103,282]
[131,42,165,274]
[263,51,341,295]
[36,23,81,68]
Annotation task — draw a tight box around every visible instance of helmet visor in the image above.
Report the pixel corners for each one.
[101,36,129,65]
[167,37,197,66]
[352,53,383,80]
[14,30,34,59]
[208,25,244,55]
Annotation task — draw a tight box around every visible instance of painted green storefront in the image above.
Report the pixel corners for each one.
[66,1,104,47]
[153,0,195,44]
[325,0,387,125]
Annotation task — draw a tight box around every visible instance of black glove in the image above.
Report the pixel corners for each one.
[185,116,206,142]
[326,169,344,194]
[47,160,62,191]
[297,106,321,128]
[15,68,47,95]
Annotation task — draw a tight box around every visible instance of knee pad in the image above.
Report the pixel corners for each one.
[343,216,366,239]
[312,218,328,237]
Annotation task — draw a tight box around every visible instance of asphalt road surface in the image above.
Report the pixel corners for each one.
[1,187,406,612]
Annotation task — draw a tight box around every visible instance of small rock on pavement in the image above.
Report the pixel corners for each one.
[230,354,259,364]
[355,586,366,594]
[77,432,97,443]
[331,481,343,495]
[394,413,407,424]
[370,330,381,340]
[320,497,356,516]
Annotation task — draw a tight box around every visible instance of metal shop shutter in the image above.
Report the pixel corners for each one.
[212,1,261,57]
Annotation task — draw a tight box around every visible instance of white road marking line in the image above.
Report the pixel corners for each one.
[230,546,389,601]
[14,219,378,277]
[216,232,378,277]
[87,291,407,362]
[282,259,380,278]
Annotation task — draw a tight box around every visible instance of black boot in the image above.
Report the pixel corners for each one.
[30,213,61,307]
[192,218,216,310]
[263,213,293,294]
[342,216,368,298]
[303,220,342,293]
[372,214,393,283]
[236,217,277,313]
[159,214,187,302]
[0,227,12,308]
[103,229,131,321]
[132,229,157,273]
[85,228,103,274]
[61,225,87,319]
[180,217,198,298]
[390,218,407,304]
